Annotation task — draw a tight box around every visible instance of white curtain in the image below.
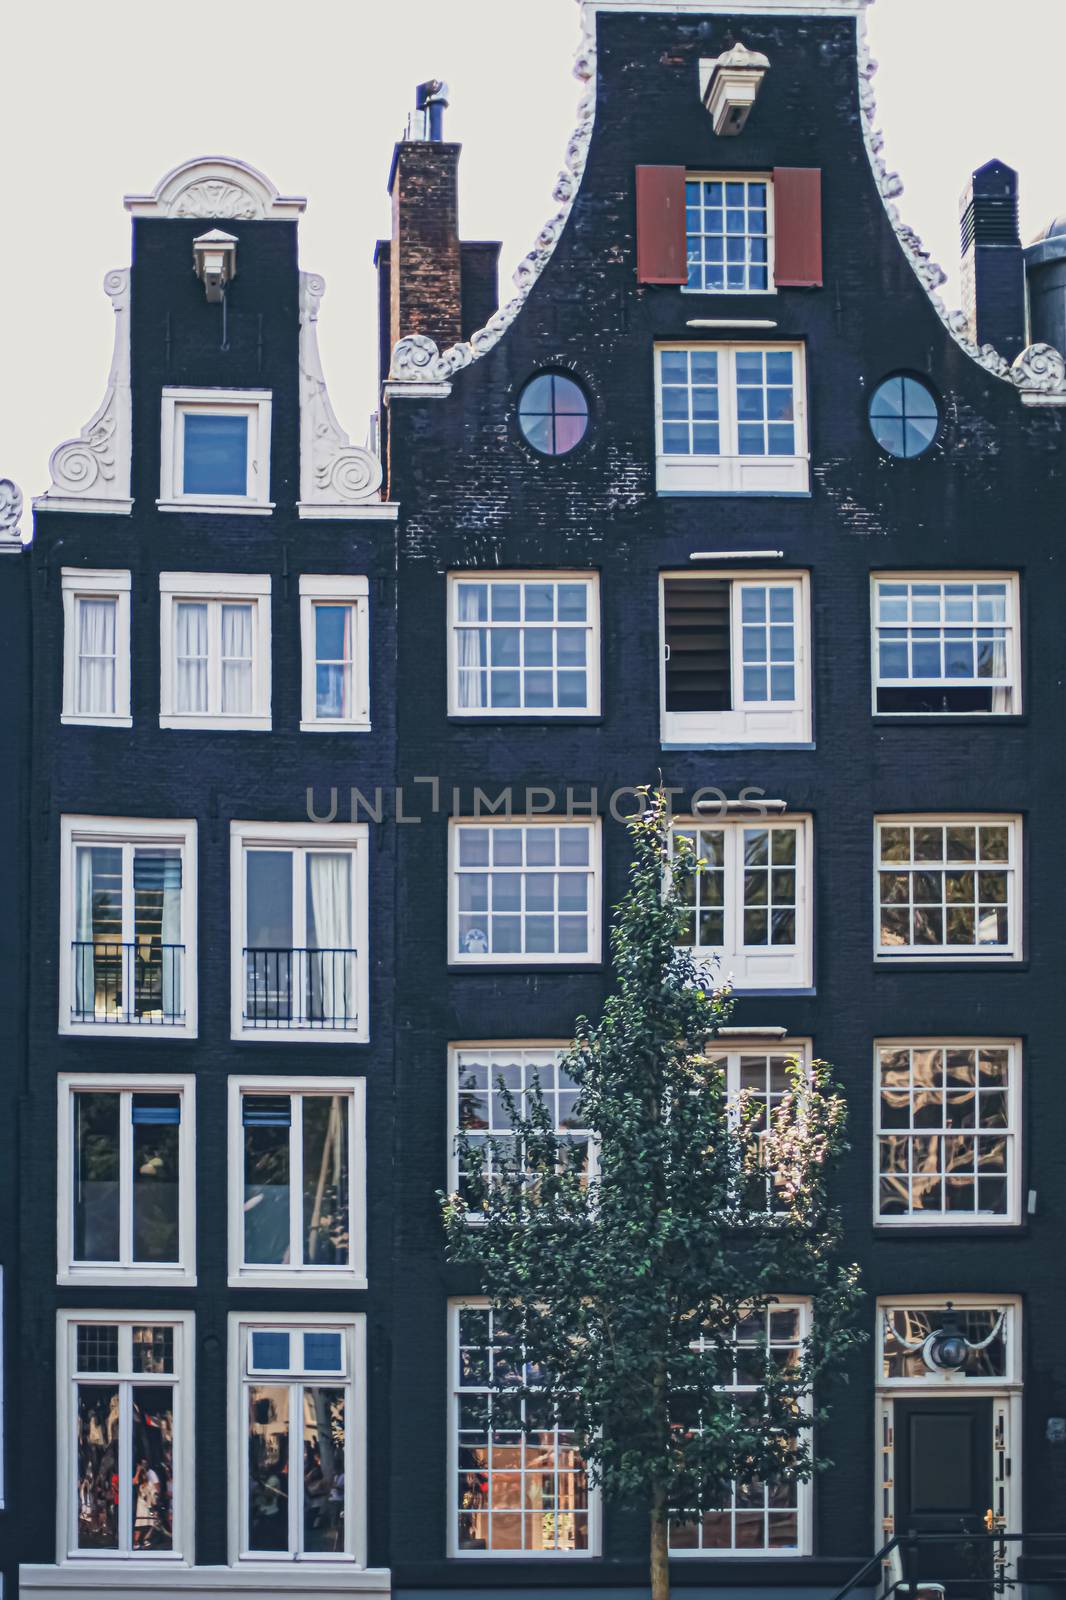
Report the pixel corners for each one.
[456,587,486,709]
[222,604,253,714]
[74,847,94,1017]
[307,853,352,1024]
[175,603,208,713]
[77,598,116,716]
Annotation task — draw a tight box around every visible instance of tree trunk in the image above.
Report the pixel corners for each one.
[650,1482,670,1600]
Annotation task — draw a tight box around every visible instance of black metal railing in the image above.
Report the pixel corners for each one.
[243,947,358,1030]
[71,941,186,1025]
[830,1531,1066,1600]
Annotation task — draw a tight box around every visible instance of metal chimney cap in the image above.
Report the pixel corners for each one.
[416,79,450,107]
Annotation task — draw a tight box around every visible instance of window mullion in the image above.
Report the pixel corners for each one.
[728,827,742,958]
[723,347,739,457]
[291,1381,302,1557]
[118,1374,133,1555]
[208,600,222,716]
[729,582,745,710]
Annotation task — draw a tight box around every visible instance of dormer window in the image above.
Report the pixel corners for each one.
[159,388,273,514]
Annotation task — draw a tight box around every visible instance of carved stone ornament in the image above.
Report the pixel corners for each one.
[388,3,599,387]
[124,157,306,220]
[700,43,771,137]
[298,273,386,518]
[37,269,133,515]
[1010,342,1066,405]
[0,479,24,546]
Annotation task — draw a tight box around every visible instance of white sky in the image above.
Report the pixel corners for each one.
[5,0,1066,502]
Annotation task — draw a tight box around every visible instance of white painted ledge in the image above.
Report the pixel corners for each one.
[19,1566,391,1598]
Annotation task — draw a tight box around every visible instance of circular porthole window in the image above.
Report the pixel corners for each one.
[517,372,590,456]
[868,374,940,459]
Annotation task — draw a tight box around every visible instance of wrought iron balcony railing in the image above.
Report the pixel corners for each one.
[243,947,358,1030]
[71,941,186,1025]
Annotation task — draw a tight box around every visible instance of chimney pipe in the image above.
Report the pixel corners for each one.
[413,79,450,142]
[959,160,1026,360]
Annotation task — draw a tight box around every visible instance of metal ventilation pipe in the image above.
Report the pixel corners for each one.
[415,79,450,141]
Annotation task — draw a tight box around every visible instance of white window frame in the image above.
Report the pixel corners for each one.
[227,1076,366,1289]
[230,820,370,1043]
[448,1041,595,1213]
[61,569,132,727]
[874,815,1022,963]
[449,818,602,966]
[670,816,813,991]
[159,387,273,514]
[56,1310,195,1565]
[448,1298,601,1559]
[446,572,601,718]
[159,572,272,731]
[228,1312,367,1568]
[59,815,198,1039]
[870,573,1022,717]
[655,342,809,495]
[682,172,775,296]
[299,575,371,732]
[873,1040,1021,1228]
[58,1074,196,1287]
[671,1299,813,1557]
[660,570,811,746]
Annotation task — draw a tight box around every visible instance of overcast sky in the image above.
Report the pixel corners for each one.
[6,0,1066,503]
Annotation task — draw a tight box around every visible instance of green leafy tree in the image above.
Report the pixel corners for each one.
[443,788,863,1600]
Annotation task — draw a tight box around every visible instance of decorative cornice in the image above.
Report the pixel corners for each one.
[36,269,133,515]
[124,157,306,220]
[1009,342,1066,405]
[298,273,387,518]
[387,4,598,388]
[0,479,24,548]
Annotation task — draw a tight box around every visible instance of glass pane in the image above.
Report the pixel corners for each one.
[304,1388,346,1553]
[245,1106,291,1265]
[132,1094,180,1264]
[252,1331,291,1371]
[303,1096,349,1266]
[248,1386,291,1551]
[76,597,117,715]
[182,412,248,496]
[132,1385,174,1550]
[74,1093,120,1262]
[77,1384,120,1549]
[246,851,293,948]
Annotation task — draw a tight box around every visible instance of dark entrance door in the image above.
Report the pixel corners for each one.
[894,1398,994,1592]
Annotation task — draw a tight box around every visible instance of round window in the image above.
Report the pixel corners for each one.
[868,374,940,459]
[517,373,589,456]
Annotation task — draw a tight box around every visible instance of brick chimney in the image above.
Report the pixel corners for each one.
[960,159,1026,360]
[377,82,501,386]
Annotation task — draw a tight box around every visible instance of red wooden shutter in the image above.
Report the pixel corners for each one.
[636,166,688,285]
[773,168,823,287]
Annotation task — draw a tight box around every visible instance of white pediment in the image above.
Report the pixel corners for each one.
[124,157,306,220]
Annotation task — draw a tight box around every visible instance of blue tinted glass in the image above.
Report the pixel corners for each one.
[251,1330,290,1370]
[315,605,349,661]
[182,413,248,495]
[870,375,939,457]
[518,374,588,455]
[304,1332,343,1371]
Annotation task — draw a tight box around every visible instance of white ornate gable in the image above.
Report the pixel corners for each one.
[124,157,306,220]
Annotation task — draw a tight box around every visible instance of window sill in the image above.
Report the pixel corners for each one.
[59,1019,198,1040]
[20,1566,390,1594]
[160,715,272,733]
[299,720,372,734]
[873,712,1026,727]
[61,714,133,729]
[656,454,809,496]
[228,1271,368,1291]
[874,1220,1024,1236]
[874,955,1022,969]
[59,1267,197,1288]
[449,956,603,971]
[156,500,275,517]
[231,1027,369,1046]
[662,740,815,751]
[447,713,602,725]
[679,286,778,297]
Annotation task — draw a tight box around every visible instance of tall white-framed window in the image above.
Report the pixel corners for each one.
[670,816,812,990]
[227,1078,366,1289]
[229,1314,366,1566]
[58,1075,196,1286]
[670,1301,812,1555]
[660,571,811,746]
[57,1311,194,1562]
[447,573,600,716]
[655,343,808,494]
[61,570,132,727]
[159,388,273,513]
[299,575,370,731]
[875,816,1021,961]
[59,816,197,1038]
[450,1300,598,1557]
[450,819,601,965]
[159,572,271,731]
[871,575,1021,716]
[684,174,774,294]
[230,821,369,1041]
[875,1041,1020,1226]
[449,1043,593,1212]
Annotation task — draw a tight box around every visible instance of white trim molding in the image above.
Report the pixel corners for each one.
[61,569,132,728]
[0,479,23,548]
[124,157,306,220]
[159,572,272,732]
[298,275,390,518]
[36,271,132,516]
[18,1569,390,1596]
[159,389,273,515]
[299,575,371,732]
